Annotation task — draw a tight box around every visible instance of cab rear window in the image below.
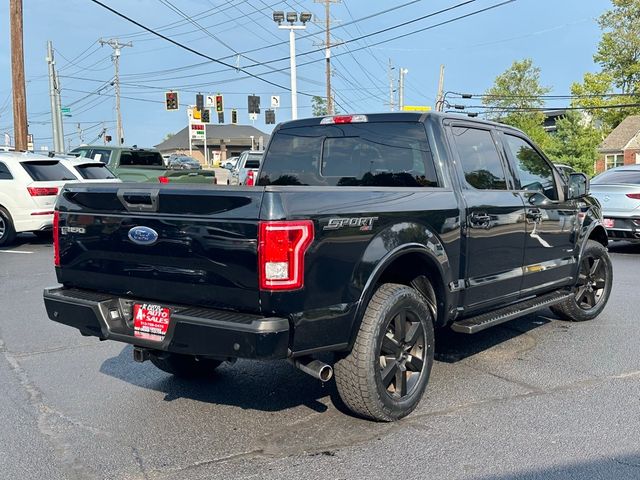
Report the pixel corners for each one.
[120,151,163,166]
[21,161,75,181]
[258,122,438,187]
[75,164,117,180]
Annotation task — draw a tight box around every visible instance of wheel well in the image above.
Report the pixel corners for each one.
[588,225,608,247]
[376,252,446,325]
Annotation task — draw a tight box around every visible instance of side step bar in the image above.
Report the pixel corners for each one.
[451,291,573,334]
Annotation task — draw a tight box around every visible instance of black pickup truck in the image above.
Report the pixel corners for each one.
[44,113,612,421]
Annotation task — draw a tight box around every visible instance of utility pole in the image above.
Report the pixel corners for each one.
[436,64,445,112]
[314,0,340,115]
[99,38,132,146]
[398,68,408,111]
[46,41,65,152]
[10,0,28,151]
[388,59,396,112]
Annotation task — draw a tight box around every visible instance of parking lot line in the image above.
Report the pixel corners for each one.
[0,250,34,254]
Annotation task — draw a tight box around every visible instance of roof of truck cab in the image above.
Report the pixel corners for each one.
[274,112,525,134]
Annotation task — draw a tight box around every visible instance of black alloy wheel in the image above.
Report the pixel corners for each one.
[574,254,607,310]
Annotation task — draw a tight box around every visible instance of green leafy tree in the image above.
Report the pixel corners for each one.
[572,0,640,129]
[311,96,328,116]
[482,59,556,152]
[547,111,602,176]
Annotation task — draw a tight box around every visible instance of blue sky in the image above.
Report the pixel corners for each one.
[0,0,612,150]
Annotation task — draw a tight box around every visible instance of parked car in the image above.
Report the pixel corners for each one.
[228,150,262,185]
[167,155,202,170]
[590,165,640,242]
[223,156,239,170]
[70,146,215,184]
[0,152,77,246]
[57,156,121,182]
[45,113,611,421]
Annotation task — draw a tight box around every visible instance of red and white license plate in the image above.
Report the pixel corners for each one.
[133,303,171,341]
[603,218,615,229]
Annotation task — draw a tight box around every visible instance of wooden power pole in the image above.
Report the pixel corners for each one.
[10,0,28,151]
[314,0,340,115]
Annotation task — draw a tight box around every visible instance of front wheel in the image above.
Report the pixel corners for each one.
[551,240,613,322]
[334,283,435,421]
[149,352,222,378]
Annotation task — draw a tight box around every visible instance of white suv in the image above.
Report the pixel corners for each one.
[0,152,78,246]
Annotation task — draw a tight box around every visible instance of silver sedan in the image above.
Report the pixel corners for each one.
[590,165,640,242]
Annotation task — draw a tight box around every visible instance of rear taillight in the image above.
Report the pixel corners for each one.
[53,210,60,267]
[626,193,640,199]
[158,176,170,184]
[258,220,314,290]
[27,187,58,196]
[246,170,255,186]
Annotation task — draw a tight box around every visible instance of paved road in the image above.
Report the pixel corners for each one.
[1,236,639,479]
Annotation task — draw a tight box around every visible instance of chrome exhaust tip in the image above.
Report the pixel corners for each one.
[289,357,333,382]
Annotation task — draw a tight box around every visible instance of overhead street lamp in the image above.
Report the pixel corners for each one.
[273,10,312,120]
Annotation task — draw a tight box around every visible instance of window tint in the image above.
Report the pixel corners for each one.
[245,159,260,168]
[21,161,75,181]
[119,151,164,166]
[452,127,507,190]
[259,122,437,187]
[0,162,12,180]
[73,148,91,158]
[592,170,640,185]
[75,164,117,179]
[505,135,557,200]
[90,149,112,164]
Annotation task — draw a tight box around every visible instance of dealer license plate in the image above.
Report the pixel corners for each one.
[603,218,615,229]
[133,303,171,341]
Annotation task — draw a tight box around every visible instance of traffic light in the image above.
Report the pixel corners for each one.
[105,135,112,143]
[215,94,223,113]
[231,109,238,124]
[265,109,276,124]
[196,93,204,111]
[218,111,225,124]
[201,108,210,124]
[248,95,260,114]
[165,91,179,110]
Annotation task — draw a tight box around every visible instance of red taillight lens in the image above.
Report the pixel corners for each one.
[27,187,58,196]
[53,210,60,267]
[158,176,170,184]
[626,193,640,199]
[320,114,368,125]
[258,220,314,290]
[246,170,255,186]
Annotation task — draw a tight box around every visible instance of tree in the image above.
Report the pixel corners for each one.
[482,59,556,151]
[547,111,602,176]
[572,0,640,129]
[164,132,174,141]
[311,96,328,117]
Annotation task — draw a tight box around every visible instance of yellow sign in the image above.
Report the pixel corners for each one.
[192,107,201,120]
[402,105,432,112]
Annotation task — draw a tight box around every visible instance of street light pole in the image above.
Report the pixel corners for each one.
[274,11,311,121]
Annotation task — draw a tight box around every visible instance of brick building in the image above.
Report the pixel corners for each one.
[596,115,640,174]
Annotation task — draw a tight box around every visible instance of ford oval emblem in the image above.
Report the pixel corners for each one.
[128,226,159,246]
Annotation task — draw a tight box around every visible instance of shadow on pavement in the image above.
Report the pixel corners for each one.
[608,241,640,254]
[100,345,335,414]
[0,232,52,250]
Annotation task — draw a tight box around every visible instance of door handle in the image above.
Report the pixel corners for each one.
[469,212,491,228]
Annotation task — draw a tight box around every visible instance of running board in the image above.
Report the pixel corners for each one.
[451,291,572,334]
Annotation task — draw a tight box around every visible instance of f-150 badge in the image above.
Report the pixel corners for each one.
[323,217,378,231]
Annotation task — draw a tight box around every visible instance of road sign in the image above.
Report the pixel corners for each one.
[205,95,215,108]
[402,105,432,112]
[61,107,71,114]
[190,124,205,140]
[271,95,280,108]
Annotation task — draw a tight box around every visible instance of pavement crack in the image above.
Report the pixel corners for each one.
[132,446,151,480]
[466,363,545,394]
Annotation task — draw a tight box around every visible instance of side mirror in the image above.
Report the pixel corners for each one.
[567,172,589,199]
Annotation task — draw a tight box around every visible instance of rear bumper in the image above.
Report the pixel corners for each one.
[602,216,640,241]
[43,287,290,360]
[14,212,53,233]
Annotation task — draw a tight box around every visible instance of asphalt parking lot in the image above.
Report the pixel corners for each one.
[1,237,639,480]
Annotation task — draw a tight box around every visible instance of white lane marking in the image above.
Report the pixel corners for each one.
[0,250,33,254]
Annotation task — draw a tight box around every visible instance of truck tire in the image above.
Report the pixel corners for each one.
[334,283,435,421]
[0,208,17,247]
[149,352,222,378]
[551,240,613,322]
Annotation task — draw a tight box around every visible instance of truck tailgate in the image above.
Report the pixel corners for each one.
[56,184,264,312]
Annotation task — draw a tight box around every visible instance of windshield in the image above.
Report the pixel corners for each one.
[592,170,640,185]
[21,161,76,181]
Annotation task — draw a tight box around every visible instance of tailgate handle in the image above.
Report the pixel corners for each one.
[117,189,160,212]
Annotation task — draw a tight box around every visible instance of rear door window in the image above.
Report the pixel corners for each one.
[259,122,437,187]
[452,126,507,190]
[75,163,117,179]
[21,161,76,181]
[120,151,164,166]
[0,162,12,180]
